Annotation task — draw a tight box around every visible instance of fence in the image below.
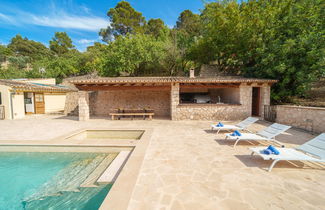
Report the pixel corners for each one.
[0,105,4,120]
[264,105,276,122]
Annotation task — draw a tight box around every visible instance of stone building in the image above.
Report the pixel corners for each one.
[65,75,276,121]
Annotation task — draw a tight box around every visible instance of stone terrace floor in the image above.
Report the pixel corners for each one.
[0,115,324,210]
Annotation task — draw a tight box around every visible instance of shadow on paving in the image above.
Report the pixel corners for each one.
[53,115,79,121]
[214,139,260,147]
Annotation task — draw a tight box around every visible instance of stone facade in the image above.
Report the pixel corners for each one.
[175,84,253,120]
[175,104,248,120]
[78,91,90,121]
[71,80,272,121]
[89,90,171,117]
[170,83,180,120]
[276,105,325,133]
[64,91,79,115]
[62,81,79,116]
[259,85,271,118]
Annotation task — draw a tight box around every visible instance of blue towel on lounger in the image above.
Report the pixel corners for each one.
[262,149,272,155]
[267,145,280,155]
[261,145,280,155]
[216,122,224,127]
[230,130,242,136]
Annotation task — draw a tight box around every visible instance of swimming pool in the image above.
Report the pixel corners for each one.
[65,130,144,141]
[0,152,116,210]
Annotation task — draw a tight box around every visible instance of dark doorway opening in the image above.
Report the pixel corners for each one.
[252,87,260,116]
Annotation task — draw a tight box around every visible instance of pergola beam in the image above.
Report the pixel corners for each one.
[76,84,171,91]
[180,83,240,89]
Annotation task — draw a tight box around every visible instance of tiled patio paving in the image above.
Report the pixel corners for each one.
[0,115,324,210]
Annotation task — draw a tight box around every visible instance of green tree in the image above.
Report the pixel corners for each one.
[173,10,201,74]
[7,34,51,60]
[0,45,13,62]
[145,18,168,39]
[99,34,165,76]
[176,10,200,36]
[244,0,325,102]
[49,32,75,55]
[7,56,29,69]
[82,42,107,75]
[192,0,325,102]
[99,1,146,42]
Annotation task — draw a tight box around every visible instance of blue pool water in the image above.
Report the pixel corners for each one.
[0,152,112,210]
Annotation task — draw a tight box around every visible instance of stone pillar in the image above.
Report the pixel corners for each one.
[239,84,252,117]
[78,91,89,121]
[260,84,271,119]
[170,83,180,120]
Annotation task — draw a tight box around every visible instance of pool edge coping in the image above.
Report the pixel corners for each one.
[99,127,153,210]
[0,127,153,210]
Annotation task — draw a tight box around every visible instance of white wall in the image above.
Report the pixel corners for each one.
[11,92,25,119]
[0,85,11,119]
[44,93,66,113]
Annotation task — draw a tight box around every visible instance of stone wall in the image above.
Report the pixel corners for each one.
[64,81,272,121]
[259,85,271,118]
[276,105,325,133]
[170,83,180,120]
[62,81,78,116]
[175,85,252,120]
[78,91,89,121]
[90,90,171,117]
[175,104,249,120]
[64,91,79,115]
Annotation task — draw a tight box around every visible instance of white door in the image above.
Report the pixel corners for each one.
[24,92,35,113]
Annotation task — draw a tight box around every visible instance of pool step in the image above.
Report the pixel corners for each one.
[97,151,131,184]
[80,154,117,188]
[24,184,112,210]
[23,154,107,205]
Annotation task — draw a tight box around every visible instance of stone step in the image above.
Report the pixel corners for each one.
[97,151,131,184]
[80,154,118,188]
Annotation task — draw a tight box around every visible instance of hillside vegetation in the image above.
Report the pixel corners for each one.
[0,0,324,103]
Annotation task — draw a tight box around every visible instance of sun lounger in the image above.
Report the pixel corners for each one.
[225,123,291,147]
[211,117,258,134]
[250,133,325,172]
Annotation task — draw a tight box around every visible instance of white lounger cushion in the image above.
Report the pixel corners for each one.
[211,117,258,131]
[249,133,325,172]
[257,123,291,139]
[225,123,291,147]
[236,117,259,129]
[297,133,325,159]
[225,133,270,141]
[211,124,240,130]
[249,147,323,162]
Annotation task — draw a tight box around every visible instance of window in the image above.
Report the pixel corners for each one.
[179,87,240,105]
[35,94,44,102]
[180,92,211,104]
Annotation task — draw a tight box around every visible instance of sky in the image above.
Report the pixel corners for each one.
[0,0,204,51]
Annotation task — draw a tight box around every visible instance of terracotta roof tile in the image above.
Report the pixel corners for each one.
[0,79,74,92]
[67,76,277,84]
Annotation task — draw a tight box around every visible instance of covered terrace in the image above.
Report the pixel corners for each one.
[67,77,277,121]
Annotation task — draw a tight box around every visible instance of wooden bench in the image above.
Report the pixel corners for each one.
[109,112,154,120]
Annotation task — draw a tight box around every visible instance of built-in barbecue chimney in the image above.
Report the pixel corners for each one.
[189,68,195,78]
